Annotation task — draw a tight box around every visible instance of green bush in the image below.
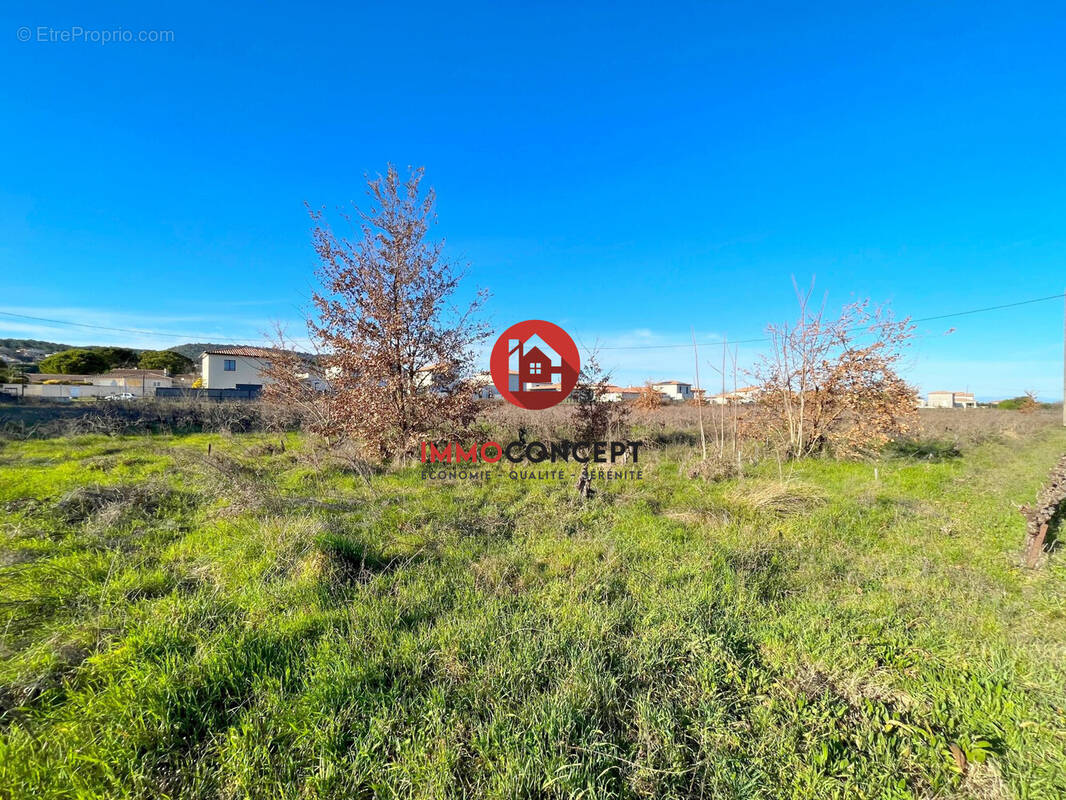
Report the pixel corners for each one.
[92,347,139,369]
[138,350,194,374]
[38,348,110,375]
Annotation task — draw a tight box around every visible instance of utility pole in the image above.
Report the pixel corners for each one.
[1062,290,1065,426]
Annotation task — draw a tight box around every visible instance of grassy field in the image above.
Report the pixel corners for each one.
[1,409,1065,798]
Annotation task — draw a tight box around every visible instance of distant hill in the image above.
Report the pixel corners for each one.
[0,339,245,368]
[0,338,73,363]
[168,343,238,361]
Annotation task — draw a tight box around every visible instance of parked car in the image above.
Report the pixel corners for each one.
[104,393,136,401]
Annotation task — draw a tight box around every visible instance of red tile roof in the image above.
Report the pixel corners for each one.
[201,346,287,358]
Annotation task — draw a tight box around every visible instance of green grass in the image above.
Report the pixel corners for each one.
[1,427,1065,799]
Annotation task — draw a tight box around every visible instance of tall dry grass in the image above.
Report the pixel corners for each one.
[914,407,1063,445]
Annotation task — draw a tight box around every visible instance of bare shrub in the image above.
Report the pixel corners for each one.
[751,281,917,459]
[633,383,664,410]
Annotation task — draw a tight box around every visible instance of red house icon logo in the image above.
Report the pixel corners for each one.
[491,320,580,409]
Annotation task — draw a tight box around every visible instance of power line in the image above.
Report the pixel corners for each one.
[1,290,1063,352]
[910,293,1066,323]
[0,310,270,344]
[590,292,1066,351]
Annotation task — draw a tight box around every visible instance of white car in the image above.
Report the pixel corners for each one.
[104,393,136,401]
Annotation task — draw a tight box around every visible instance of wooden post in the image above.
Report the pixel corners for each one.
[1062,290,1065,427]
[1027,522,1049,568]
[692,327,707,460]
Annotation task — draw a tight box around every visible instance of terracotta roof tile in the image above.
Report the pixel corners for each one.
[202,346,287,358]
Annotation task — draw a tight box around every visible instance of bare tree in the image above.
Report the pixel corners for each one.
[266,165,489,462]
[750,280,917,459]
[571,351,630,442]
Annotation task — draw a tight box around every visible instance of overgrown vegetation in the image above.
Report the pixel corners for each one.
[751,282,917,459]
[0,399,300,440]
[1,409,1065,797]
[996,393,1054,412]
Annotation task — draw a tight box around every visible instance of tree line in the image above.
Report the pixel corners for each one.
[5,347,194,379]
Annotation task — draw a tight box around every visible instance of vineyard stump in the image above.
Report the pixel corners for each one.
[1020,454,1066,568]
[1026,522,1049,569]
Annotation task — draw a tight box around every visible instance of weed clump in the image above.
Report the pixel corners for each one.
[684,455,740,482]
[53,483,189,524]
[884,437,962,461]
[726,480,825,516]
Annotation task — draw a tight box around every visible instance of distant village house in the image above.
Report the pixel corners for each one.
[707,386,758,405]
[650,380,693,402]
[3,369,177,399]
[602,386,643,402]
[926,390,977,409]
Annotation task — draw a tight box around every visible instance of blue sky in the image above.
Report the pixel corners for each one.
[2,1,1065,398]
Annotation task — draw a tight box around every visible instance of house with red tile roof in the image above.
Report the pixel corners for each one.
[200,347,326,391]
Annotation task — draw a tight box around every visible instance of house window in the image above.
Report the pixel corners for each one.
[530,362,542,375]
[223,359,236,371]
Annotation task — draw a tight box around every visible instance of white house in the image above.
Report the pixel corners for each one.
[201,347,278,390]
[651,380,693,402]
[927,391,977,409]
[200,347,328,391]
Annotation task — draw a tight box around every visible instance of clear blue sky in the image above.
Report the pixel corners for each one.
[2,1,1065,398]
